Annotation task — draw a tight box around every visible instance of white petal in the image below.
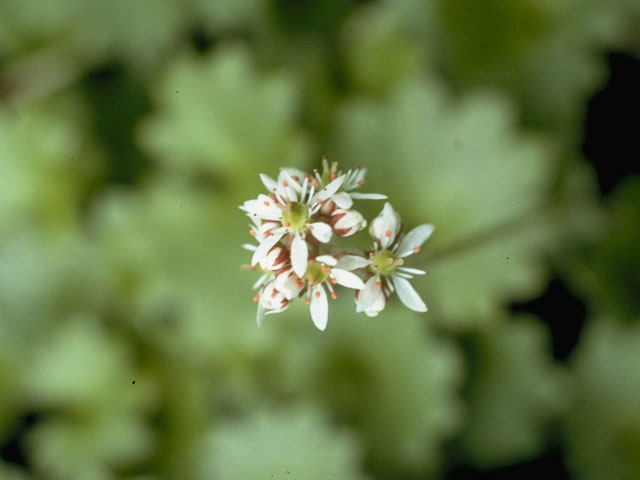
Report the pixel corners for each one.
[313,175,346,202]
[256,303,265,326]
[242,243,257,251]
[371,202,401,249]
[392,275,427,312]
[291,234,308,277]
[349,192,387,200]
[332,191,353,209]
[251,232,284,267]
[395,224,434,258]
[243,194,283,221]
[356,276,385,315]
[252,273,268,290]
[335,255,372,271]
[315,255,337,266]
[309,222,332,243]
[331,268,365,290]
[398,266,426,275]
[310,284,328,331]
[259,174,277,192]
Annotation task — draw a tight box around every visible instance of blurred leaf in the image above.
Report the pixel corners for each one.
[276,301,462,474]
[138,44,312,191]
[459,316,568,467]
[565,319,640,480]
[196,405,370,480]
[0,463,30,480]
[330,79,560,325]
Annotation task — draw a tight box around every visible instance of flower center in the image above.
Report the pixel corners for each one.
[371,249,403,276]
[281,202,308,232]
[305,261,329,286]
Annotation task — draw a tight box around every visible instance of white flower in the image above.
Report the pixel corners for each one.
[256,280,290,326]
[302,255,366,330]
[310,157,386,212]
[240,168,346,278]
[330,209,366,237]
[356,203,434,315]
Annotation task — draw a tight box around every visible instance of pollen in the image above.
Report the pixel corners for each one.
[413,247,420,254]
[296,279,304,287]
[305,297,311,305]
[330,173,336,180]
[252,294,259,302]
[316,199,322,205]
[282,181,289,187]
[385,230,392,237]
[285,221,291,227]
[375,281,382,288]
[315,291,321,298]
[264,201,270,206]
[330,292,337,300]
[358,180,365,186]
[308,225,314,230]
[308,259,314,265]
[330,277,337,284]
[249,230,256,236]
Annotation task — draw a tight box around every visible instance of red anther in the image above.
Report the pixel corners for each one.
[313,168,319,173]
[271,289,278,298]
[311,179,318,187]
[264,201,270,206]
[330,277,337,284]
[330,173,336,180]
[375,281,382,288]
[316,199,322,205]
[249,230,256,236]
[358,180,365,186]
[265,231,271,237]
[308,225,314,230]
[269,193,277,201]
[385,230,392,237]
[308,259,314,265]
[282,181,289,187]
[330,292,337,300]
[293,175,299,181]
[305,297,311,305]
[285,221,291,227]
[296,279,304,287]
[320,264,326,271]
[315,291,321,298]
[252,294,259,302]
[413,247,421,254]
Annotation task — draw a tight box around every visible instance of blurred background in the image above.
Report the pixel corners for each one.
[0,1,639,479]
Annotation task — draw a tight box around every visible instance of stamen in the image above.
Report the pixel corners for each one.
[330,173,336,180]
[375,281,382,288]
[308,259,314,265]
[385,230,392,237]
[330,292,337,300]
[285,221,291,227]
[292,175,299,181]
[330,277,337,284]
[308,225,314,230]
[252,294,259,302]
[249,230,256,236]
[264,201,270,206]
[282,180,289,187]
[316,199,322,205]
[315,290,321,298]
[358,180,365,186]
[296,279,304,287]
[305,297,311,305]
[413,247,420,254]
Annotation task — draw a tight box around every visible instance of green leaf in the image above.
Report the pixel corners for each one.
[138,45,312,190]
[195,405,370,480]
[459,316,568,467]
[565,319,640,480]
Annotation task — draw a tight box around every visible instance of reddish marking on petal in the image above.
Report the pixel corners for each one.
[305,297,311,305]
[282,181,289,187]
[331,292,337,300]
[296,279,304,287]
[315,291,321,298]
[358,180,365,186]
[413,247,421,254]
[385,230,392,237]
[264,201,270,206]
[293,175,299,181]
[375,281,382,288]
[249,230,256,236]
[252,294,259,302]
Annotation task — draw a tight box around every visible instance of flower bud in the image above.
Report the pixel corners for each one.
[259,281,289,310]
[275,268,305,299]
[331,209,366,237]
[319,199,337,216]
[263,244,288,271]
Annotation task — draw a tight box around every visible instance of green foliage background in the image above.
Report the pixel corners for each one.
[0,1,639,479]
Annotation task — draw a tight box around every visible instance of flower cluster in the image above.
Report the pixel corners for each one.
[240,158,434,330]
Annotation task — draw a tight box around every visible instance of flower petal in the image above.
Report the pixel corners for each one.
[309,222,332,243]
[336,255,372,271]
[259,174,277,193]
[251,232,284,266]
[313,175,346,202]
[315,255,337,266]
[392,275,427,312]
[331,268,365,289]
[395,224,435,258]
[356,275,385,315]
[291,233,308,277]
[398,266,426,275]
[256,303,265,326]
[310,284,328,331]
[370,202,401,249]
[332,191,353,209]
[349,192,387,200]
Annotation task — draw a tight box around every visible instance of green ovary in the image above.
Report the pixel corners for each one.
[371,250,403,276]
[281,202,308,232]
[305,261,329,285]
